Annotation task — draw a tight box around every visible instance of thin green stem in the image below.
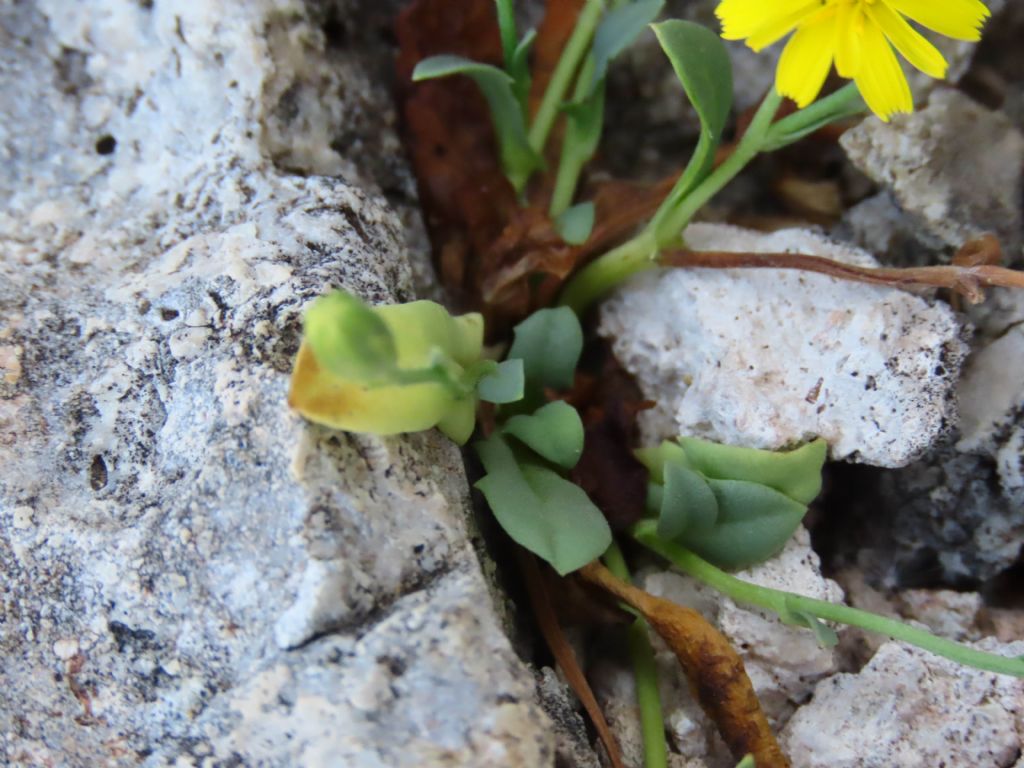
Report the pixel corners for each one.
[559,230,658,314]
[653,89,782,242]
[549,56,597,219]
[603,542,669,768]
[528,0,605,157]
[762,83,864,151]
[632,522,1024,678]
[558,90,783,314]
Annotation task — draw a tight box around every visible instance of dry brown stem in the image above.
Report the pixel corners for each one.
[580,562,790,768]
[520,552,626,768]
[661,235,1024,303]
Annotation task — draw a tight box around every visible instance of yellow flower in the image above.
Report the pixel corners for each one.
[715,0,991,120]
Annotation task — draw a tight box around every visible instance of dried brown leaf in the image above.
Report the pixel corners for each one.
[580,562,790,768]
[520,551,626,768]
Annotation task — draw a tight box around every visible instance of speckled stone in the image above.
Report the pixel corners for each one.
[0,1,552,765]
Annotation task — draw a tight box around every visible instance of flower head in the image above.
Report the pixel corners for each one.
[716,0,991,120]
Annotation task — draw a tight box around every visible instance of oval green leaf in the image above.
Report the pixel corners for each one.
[678,437,827,505]
[650,20,733,220]
[555,201,596,245]
[586,0,665,99]
[478,359,525,404]
[634,440,690,483]
[508,307,584,396]
[412,55,543,192]
[303,290,397,383]
[475,434,611,575]
[657,462,718,540]
[684,478,808,570]
[503,401,585,469]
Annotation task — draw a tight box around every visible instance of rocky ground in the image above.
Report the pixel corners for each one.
[1,0,1022,767]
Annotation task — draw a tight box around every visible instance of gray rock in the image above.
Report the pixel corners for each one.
[782,640,1024,768]
[0,1,552,765]
[841,88,1024,259]
[598,223,968,467]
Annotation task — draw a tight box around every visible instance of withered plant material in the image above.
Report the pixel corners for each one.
[580,562,791,768]
[660,235,1024,303]
[519,551,626,768]
[566,350,653,531]
[395,0,518,313]
[480,176,678,312]
[396,0,677,331]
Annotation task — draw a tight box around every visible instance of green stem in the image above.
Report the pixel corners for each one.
[762,83,864,151]
[603,542,669,768]
[632,522,1024,678]
[549,56,598,219]
[559,230,658,314]
[528,0,605,157]
[558,90,783,314]
[652,89,782,242]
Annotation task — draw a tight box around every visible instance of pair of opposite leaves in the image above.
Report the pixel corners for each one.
[637,437,827,570]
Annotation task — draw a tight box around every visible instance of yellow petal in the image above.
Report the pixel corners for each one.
[834,2,863,78]
[776,14,837,107]
[288,341,459,436]
[746,2,828,51]
[884,0,990,41]
[868,1,948,78]
[716,0,822,42]
[852,21,913,121]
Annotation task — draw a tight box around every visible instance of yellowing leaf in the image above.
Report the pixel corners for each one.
[288,341,472,442]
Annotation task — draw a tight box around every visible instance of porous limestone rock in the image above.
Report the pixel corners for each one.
[782,640,1024,768]
[841,88,1024,258]
[823,292,1024,589]
[958,322,1024,507]
[0,1,552,765]
[598,223,968,467]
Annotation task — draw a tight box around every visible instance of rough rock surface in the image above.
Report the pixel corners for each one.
[598,223,968,467]
[782,640,1024,768]
[817,288,1024,589]
[0,1,553,765]
[841,88,1024,258]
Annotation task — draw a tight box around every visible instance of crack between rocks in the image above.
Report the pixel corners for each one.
[282,559,465,652]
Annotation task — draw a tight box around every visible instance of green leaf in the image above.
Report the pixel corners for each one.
[734,756,756,768]
[507,307,584,395]
[650,20,733,236]
[413,55,543,192]
[303,290,397,383]
[585,0,665,99]
[645,481,663,516]
[781,601,840,648]
[477,359,525,404]
[511,29,536,110]
[503,401,585,469]
[555,201,596,245]
[495,0,518,72]
[550,69,604,219]
[634,440,690,483]
[684,479,808,570]
[678,437,827,505]
[475,434,611,575]
[657,462,718,540]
